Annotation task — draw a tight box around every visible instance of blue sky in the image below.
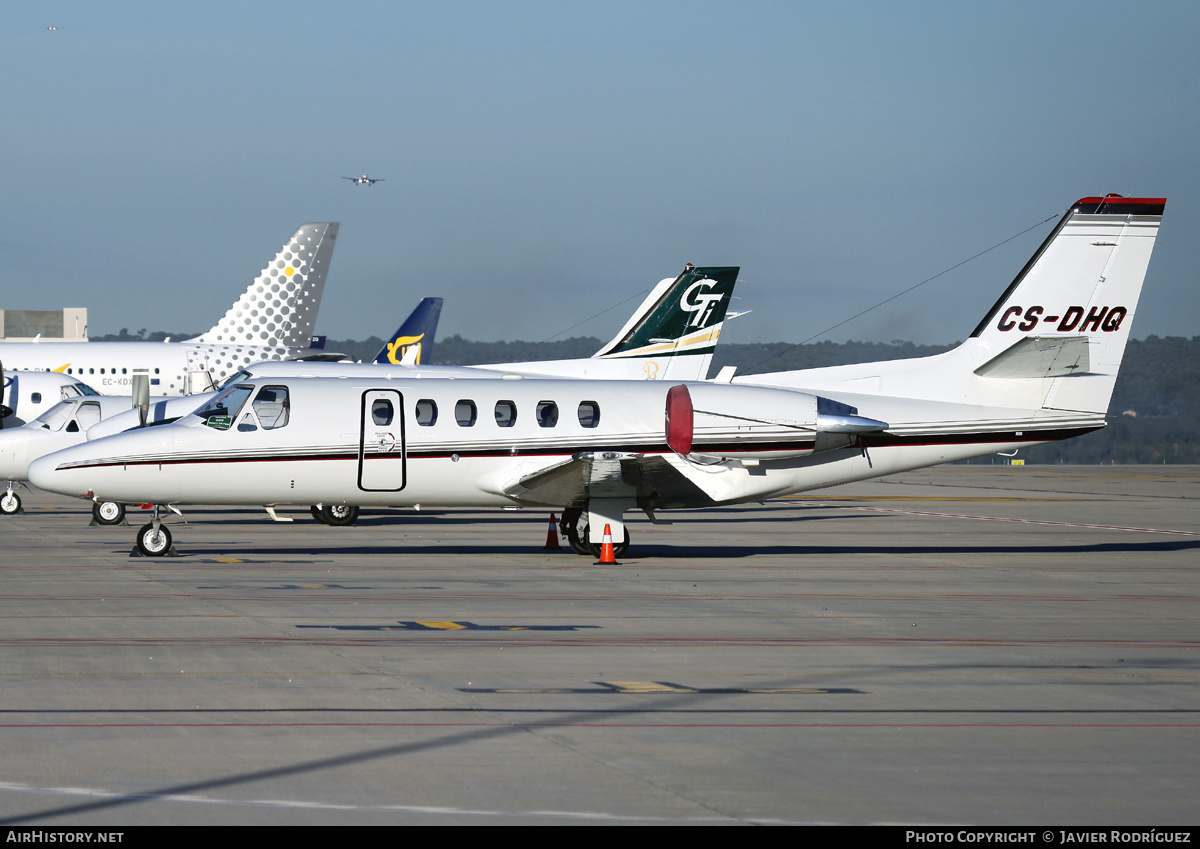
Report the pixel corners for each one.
[3,2,1197,346]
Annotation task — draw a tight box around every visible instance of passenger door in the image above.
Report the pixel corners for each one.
[358,389,406,492]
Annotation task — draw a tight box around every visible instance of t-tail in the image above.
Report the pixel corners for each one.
[963,195,1164,415]
[750,196,1164,419]
[189,222,340,349]
[372,298,444,365]
[591,264,739,380]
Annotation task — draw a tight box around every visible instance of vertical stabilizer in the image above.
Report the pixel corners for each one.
[592,265,739,380]
[191,223,339,348]
[372,298,444,365]
[968,196,1164,414]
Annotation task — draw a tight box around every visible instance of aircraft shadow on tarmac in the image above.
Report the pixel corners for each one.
[0,673,846,825]
[98,537,1200,559]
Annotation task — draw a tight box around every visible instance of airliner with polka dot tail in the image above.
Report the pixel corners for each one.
[0,223,339,395]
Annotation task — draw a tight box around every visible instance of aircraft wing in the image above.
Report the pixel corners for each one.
[501,452,714,508]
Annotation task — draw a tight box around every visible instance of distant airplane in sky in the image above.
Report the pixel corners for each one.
[342,174,384,186]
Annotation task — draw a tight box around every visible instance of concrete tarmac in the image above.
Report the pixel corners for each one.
[0,465,1196,825]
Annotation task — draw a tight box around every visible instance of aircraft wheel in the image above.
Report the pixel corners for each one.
[321,504,359,526]
[565,523,591,556]
[92,501,126,525]
[136,523,173,557]
[310,505,328,524]
[586,529,630,559]
[0,492,21,515]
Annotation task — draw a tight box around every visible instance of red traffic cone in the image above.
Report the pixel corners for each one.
[542,513,562,551]
[594,523,619,565]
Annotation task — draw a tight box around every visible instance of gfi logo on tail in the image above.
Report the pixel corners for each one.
[997,305,1128,333]
[681,279,725,328]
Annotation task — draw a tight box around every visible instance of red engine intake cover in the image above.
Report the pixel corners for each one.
[665,384,694,455]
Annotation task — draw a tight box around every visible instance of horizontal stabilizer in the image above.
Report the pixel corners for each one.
[974,336,1091,379]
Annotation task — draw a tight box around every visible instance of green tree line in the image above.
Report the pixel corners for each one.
[93,330,1200,464]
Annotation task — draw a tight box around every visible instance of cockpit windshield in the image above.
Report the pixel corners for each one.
[217,370,254,391]
[60,383,100,399]
[31,400,78,432]
[193,384,254,431]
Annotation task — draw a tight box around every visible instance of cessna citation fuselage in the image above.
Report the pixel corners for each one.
[29,374,891,539]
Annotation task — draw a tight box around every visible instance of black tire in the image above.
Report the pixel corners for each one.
[136,522,172,557]
[586,528,630,558]
[566,522,591,556]
[92,501,126,525]
[310,505,327,524]
[320,504,359,526]
[0,492,20,515]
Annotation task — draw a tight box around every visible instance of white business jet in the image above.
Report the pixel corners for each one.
[3,266,739,523]
[29,195,1163,557]
[0,223,339,395]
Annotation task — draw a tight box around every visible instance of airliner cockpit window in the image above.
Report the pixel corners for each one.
[253,386,291,429]
[195,385,254,431]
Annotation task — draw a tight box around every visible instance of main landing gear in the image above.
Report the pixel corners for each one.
[92,501,126,526]
[559,507,631,558]
[310,504,360,526]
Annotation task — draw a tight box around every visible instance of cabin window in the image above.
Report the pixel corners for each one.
[31,393,42,404]
[415,399,438,426]
[370,397,393,426]
[252,386,290,429]
[536,400,559,428]
[494,400,517,428]
[577,401,600,428]
[455,400,477,427]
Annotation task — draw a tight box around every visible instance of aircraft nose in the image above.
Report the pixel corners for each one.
[0,434,35,480]
[27,455,84,498]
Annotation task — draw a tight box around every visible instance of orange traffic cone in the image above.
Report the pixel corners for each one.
[542,513,562,551]
[594,523,619,565]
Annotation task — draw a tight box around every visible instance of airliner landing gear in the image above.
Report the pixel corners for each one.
[0,488,20,516]
[92,501,126,526]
